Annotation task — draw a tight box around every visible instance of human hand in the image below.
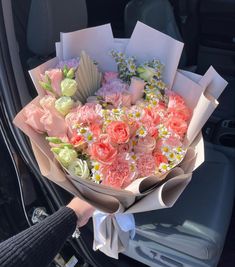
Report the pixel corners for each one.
[67,197,94,227]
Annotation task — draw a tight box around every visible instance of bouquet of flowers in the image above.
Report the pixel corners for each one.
[14,22,227,258]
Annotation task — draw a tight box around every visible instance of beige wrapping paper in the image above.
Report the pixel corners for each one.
[13,22,228,258]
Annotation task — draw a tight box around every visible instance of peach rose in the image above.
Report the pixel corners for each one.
[106,121,130,144]
[90,139,117,165]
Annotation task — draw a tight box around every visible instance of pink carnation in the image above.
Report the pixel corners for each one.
[96,79,131,108]
[136,153,156,177]
[165,116,188,138]
[67,103,102,127]
[102,154,133,189]
[167,91,191,121]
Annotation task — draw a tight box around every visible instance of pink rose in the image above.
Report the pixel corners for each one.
[128,77,145,104]
[102,154,133,188]
[165,117,188,138]
[90,138,117,165]
[106,121,130,144]
[102,72,118,84]
[134,135,156,153]
[136,153,156,177]
[24,103,45,133]
[41,69,63,96]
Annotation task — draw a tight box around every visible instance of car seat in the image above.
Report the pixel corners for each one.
[125,0,187,67]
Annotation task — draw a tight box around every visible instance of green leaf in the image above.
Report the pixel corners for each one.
[59,143,73,149]
[46,137,63,144]
[63,65,69,77]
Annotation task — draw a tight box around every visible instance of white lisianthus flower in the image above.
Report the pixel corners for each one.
[61,78,77,96]
[68,159,90,179]
[52,147,77,168]
[55,96,74,116]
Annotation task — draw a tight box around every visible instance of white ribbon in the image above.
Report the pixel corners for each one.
[92,210,136,259]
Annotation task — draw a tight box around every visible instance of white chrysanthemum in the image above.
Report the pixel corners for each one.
[158,125,171,139]
[159,162,170,173]
[161,145,171,155]
[136,126,148,138]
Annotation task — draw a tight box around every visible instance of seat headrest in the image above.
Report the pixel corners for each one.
[27,0,87,56]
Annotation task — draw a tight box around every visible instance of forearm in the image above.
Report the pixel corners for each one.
[0,207,77,267]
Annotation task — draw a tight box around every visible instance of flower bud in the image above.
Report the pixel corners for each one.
[68,159,90,179]
[55,96,74,116]
[66,68,75,79]
[61,78,77,96]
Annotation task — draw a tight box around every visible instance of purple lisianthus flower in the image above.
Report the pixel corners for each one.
[56,58,80,69]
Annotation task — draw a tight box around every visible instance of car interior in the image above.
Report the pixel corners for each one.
[0,0,234,266]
